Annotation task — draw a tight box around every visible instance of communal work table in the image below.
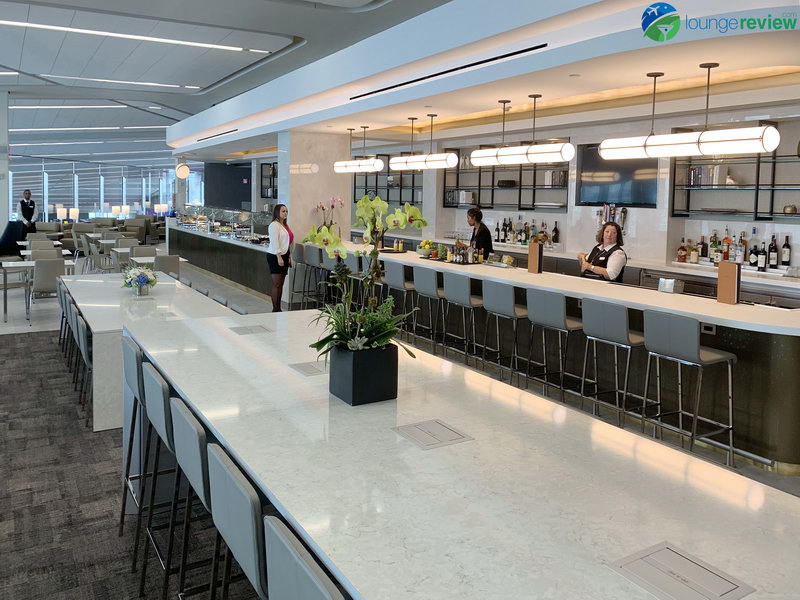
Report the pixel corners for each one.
[126,310,800,600]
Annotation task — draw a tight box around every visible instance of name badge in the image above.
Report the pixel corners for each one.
[599,256,607,261]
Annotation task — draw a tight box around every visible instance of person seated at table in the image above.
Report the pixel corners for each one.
[578,221,626,282]
[467,207,493,260]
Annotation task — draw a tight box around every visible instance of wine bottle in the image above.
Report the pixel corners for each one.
[689,239,699,264]
[757,242,767,272]
[734,236,745,264]
[748,241,758,268]
[782,235,791,266]
[768,235,779,269]
[552,221,560,244]
[677,238,687,263]
[495,221,500,243]
[699,235,708,258]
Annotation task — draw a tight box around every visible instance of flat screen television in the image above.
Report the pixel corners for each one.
[576,144,658,207]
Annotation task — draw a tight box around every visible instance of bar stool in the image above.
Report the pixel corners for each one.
[412,266,446,353]
[580,298,644,426]
[319,251,339,304]
[343,252,366,305]
[302,245,324,309]
[525,288,582,397]
[442,272,483,365]
[481,280,527,382]
[287,243,306,309]
[212,295,228,307]
[641,310,737,466]
[75,313,93,426]
[119,337,146,535]
[383,261,414,337]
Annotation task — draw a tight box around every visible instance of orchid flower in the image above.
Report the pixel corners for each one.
[312,225,347,259]
[386,208,406,230]
[404,202,427,229]
[302,225,319,243]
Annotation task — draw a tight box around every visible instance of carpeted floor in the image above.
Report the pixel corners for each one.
[0,331,254,599]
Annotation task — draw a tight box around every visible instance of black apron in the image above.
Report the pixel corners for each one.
[583,244,625,282]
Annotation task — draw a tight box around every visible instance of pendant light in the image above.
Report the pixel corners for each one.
[470,95,575,166]
[334,126,385,173]
[599,64,780,159]
[175,157,190,179]
[389,114,458,170]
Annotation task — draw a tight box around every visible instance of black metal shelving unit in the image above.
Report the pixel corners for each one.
[352,153,422,207]
[260,162,278,199]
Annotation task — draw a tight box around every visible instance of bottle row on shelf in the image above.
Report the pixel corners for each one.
[494,217,560,246]
[676,226,791,272]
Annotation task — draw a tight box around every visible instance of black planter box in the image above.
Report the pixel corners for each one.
[329,344,398,406]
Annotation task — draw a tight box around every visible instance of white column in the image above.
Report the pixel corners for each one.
[278,131,352,243]
[0,90,8,231]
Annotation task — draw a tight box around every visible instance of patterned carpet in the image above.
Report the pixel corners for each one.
[0,331,254,599]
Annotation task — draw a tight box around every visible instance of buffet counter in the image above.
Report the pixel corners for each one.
[168,224,273,296]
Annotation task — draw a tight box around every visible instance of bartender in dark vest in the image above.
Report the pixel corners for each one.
[19,189,38,239]
[467,207,493,260]
[578,221,626,282]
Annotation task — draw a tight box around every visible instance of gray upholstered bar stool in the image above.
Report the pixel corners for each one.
[641,310,737,466]
[580,298,644,426]
[525,288,582,397]
[442,271,483,364]
[302,245,324,309]
[319,250,339,304]
[287,242,308,309]
[383,260,415,337]
[412,265,446,353]
[481,280,527,382]
[119,337,146,535]
[263,516,345,600]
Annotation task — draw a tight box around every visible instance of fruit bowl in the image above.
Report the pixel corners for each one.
[417,247,432,257]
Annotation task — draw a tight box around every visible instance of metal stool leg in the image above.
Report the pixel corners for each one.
[641,353,652,433]
[689,366,704,453]
[132,421,154,572]
[137,437,163,591]
[677,363,684,448]
[619,347,632,428]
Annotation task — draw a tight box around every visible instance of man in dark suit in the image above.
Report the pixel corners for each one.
[19,189,38,240]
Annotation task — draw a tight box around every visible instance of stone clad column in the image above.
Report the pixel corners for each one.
[0,90,8,232]
[277,131,352,306]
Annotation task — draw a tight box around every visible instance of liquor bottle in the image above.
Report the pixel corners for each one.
[552,221,560,244]
[738,231,748,257]
[689,240,699,264]
[734,236,745,264]
[782,235,791,266]
[502,219,508,243]
[768,235,779,269]
[677,238,687,263]
[722,227,732,261]
[748,240,759,268]
[699,235,708,259]
[710,231,720,264]
[495,221,500,243]
[757,242,767,272]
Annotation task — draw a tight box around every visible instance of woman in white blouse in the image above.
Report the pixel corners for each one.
[266,204,294,312]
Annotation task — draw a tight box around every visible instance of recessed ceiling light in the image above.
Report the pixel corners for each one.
[10,141,105,147]
[0,71,19,75]
[147,106,162,109]
[10,104,124,109]
[39,74,184,88]
[122,126,170,129]
[184,85,202,90]
[0,19,270,53]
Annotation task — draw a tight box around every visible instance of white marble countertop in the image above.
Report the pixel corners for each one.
[339,241,800,335]
[170,223,270,252]
[62,272,230,333]
[126,310,800,600]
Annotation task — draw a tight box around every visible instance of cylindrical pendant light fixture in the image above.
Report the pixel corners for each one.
[175,162,190,179]
[470,94,575,166]
[334,126,385,173]
[390,114,458,171]
[600,65,780,160]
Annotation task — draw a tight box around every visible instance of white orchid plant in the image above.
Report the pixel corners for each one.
[122,266,157,289]
[308,195,427,357]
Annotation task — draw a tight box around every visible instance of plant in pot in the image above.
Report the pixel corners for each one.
[308,196,427,405]
[122,266,157,296]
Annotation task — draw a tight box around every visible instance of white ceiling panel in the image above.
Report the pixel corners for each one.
[18,28,69,73]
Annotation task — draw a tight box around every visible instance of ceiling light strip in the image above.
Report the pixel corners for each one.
[333,126,384,173]
[10,105,125,109]
[39,73,187,88]
[0,19,269,53]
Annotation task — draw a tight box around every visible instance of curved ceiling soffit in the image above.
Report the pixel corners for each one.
[262,0,394,13]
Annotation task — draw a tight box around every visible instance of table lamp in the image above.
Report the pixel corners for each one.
[57,207,67,221]
[111,205,121,217]
[121,205,130,216]
[69,208,79,221]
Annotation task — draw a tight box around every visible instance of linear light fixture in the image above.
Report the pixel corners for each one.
[0,19,270,53]
[599,64,780,159]
[0,71,20,75]
[333,127,385,173]
[390,114,458,170]
[10,126,168,133]
[10,105,124,109]
[10,141,105,147]
[38,73,192,88]
[470,94,575,166]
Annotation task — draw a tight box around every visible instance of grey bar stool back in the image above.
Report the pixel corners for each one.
[75,313,93,425]
[481,280,527,382]
[302,245,324,309]
[442,272,483,364]
[288,243,307,308]
[264,516,344,600]
[525,288,582,396]
[383,261,414,335]
[642,310,736,466]
[212,295,228,307]
[119,337,146,535]
[412,266,445,353]
[229,304,248,315]
[207,443,269,600]
[580,298,644,426]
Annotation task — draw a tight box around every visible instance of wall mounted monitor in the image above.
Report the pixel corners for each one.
[576,144,658,207]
